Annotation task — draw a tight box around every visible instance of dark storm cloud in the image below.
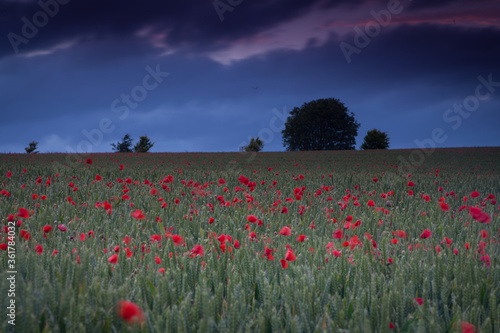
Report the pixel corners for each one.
[1,0,363,57]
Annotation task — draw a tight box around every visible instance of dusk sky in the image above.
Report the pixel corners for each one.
[1,0,499,153]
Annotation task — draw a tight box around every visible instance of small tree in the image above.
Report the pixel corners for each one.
[245,137,264,152]
[25,141,38,154]
[111,134,133,152]
[360,129,390,150]
[282,98,360,151]
[134,136,154,153]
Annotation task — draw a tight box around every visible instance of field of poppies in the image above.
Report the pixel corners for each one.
[1,147,499,332]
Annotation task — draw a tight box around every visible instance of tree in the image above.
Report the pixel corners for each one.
[134,136,154,153]
[245,137,264,152]
[360,129,389,150]
[282,98,360,151]
[25,141,38,154]
[111,134,133,152]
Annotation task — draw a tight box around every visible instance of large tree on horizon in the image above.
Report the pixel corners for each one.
[282,98,360,151]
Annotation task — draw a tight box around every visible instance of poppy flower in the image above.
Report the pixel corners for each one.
[43,225,53,233]
[414,298,423,306]
[35,244,43,255]
[247,215,258,223]
[108,254,118,264]
[420,229,432,239]
[7,171,12,178]
[285,249,296,262]
[279,226,291,236]
[191,244,204,257]
[391,239,398,244]
[85,158,92,165]
[439,202,450,211]
[208,217,215,224]
[470,191,480,198]
[117,301,144,324]
[95,175,102,181]
[0,243,7,251]
[172,235,184,246]
[16,207,29,219]
[407,181,415,187]
[460,321,476,333]
[332,250,342,257]
[280,259,288,269]
[155,257,161,264]
[296,235,307,242]
[58,224,67,232]
[131,209,145,220]
[394,230,407,239]
[367,200,375,207]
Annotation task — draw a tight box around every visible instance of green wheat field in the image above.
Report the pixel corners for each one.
[1,147,499,332]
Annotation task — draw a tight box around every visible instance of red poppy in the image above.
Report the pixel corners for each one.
[367,200,375,207]
[285,249,296,262]
[391,239,398,244]
[333,229,343,239]
[108,254,118,264]
[191,244,204,257]
[420,229,431,239]
[407,181,415,187]
[7,171,12,178]
[85,158,93,165]
[296,235,307,242]
[470,191,480,198]
[279,226,291,236]
[172,235,184,246]
[460,321,476,333]
[234,239,241,248]
[394,230,407,239]
[131,209,145,220]
[0,243,7,251]
[439,202,450,211]
[95,175,102,181]
[414,297,423,306]
[35,244,43,255]
[208,217,215,224]
[247,215,258,223]
[117,300,144,324]
[43,225,53,233]
[16,207,29,219]
[280,259,288,269]
[58,224,67,232]
[155,257,161,264]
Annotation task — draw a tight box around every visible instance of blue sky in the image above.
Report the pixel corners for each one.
[1,0,499,153]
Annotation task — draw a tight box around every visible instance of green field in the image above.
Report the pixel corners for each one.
[1,148,499,332]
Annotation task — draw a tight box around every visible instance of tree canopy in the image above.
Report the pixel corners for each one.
[134,136,154,153]
[360,129,390,150]
[245,137,264,152]
[25,141,38,154]
[282,98,360,151]
[111,134,134,153]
